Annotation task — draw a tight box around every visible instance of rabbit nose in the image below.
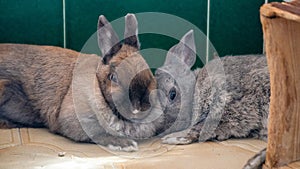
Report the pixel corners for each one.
[132,109,140,114]
[132,101,141,111]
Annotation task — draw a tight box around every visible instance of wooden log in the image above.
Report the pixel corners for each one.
[260,1,300,169]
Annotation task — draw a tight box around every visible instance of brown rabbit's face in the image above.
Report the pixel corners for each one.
[96,14,157,121]
[98,45,156,121]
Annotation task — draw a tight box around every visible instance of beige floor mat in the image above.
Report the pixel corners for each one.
[0,128,266,169]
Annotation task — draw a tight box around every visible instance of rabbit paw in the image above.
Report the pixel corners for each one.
[161,130,194,145]
[106,138,139,152]
[93,135,139,152]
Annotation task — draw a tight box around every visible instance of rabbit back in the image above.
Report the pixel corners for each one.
[0,44,79,127]
[193,55,270,141]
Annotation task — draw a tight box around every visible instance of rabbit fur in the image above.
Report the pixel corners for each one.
[0,14,164,152]
[155,30,270,168]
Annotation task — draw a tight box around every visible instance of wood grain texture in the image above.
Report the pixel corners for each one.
[261,1,300,22]
[261,1,300,168]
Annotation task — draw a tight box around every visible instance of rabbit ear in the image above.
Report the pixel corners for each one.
[97,15,121,63]
[124,13,140,49]
[164,30,196,68]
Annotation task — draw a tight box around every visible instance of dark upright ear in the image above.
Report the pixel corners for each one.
[164,30,196,68]
[97,15,122,64]
[124,13,140,49]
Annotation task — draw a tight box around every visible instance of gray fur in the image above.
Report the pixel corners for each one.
[158,30,270,143]
[164,30,196,68]
[155,30,197,135]
[156,30,269,167]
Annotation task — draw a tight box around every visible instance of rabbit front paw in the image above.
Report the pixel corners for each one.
[161,129,196,145]
[106,138,138,152]
[92,135,139,152]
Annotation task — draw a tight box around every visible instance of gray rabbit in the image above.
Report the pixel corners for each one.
[156,30,270,168]
[0,14,165,152]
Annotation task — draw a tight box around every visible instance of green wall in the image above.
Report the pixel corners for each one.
[0,0,282,67]
[0,0,63,46]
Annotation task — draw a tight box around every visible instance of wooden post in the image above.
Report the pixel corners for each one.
[260,1,300,169]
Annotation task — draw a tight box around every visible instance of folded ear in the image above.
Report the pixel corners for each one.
[164,30,196,68]
[124,13,140,49]
[97,15,121,63]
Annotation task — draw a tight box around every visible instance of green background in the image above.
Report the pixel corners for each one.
[0,0,282,67]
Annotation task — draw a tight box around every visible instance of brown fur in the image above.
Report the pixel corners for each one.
[0,14,161,151]
[0,44,78,128]
[0,43,159,149]
[0,42,156,129]
[98,44,156,120]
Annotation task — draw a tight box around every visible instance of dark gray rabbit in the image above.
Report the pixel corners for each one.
[156,30,270,168]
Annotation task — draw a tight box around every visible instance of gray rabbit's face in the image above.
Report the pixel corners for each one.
[155,68,181,127]
[155,30,197,134]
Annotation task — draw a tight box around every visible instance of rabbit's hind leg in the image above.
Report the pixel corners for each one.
[0,80,23,128]
[0,118,21,128]
[0,80,43,127]
[0,79,10,99]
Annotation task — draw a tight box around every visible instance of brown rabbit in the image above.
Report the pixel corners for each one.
[0,14,162,151]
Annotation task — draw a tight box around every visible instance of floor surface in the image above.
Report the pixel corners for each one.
[0,128,267,169]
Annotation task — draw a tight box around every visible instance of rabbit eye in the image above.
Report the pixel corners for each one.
[168,87,177,102]
[108,73,118,84]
